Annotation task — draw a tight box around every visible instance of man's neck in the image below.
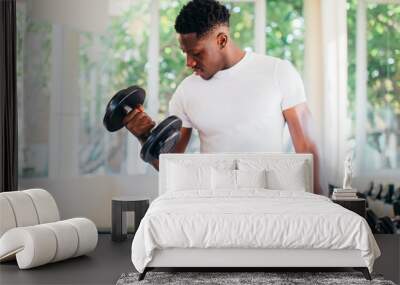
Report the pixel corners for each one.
[221,45,246,70]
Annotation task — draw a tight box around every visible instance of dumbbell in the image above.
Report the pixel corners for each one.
[384,184,395,204]
[366,209,396,234]
[103,85,182,162]
[366,181,374,196]
[373,184,383,200]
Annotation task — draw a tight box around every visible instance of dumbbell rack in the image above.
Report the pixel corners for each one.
[362,183,400,284]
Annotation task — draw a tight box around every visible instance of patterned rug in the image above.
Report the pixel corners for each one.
[116,271,396,285]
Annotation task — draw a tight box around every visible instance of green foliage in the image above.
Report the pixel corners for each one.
[78,2,150,173]
[159,1,190,118]
[366,4,400,114]
[226,2,255,50]
[104,6,150,94]
[80,2,150,105]
[266,0,304,72]
[347,0,400,162]
[348,0,400,115]
[79,3,151,125]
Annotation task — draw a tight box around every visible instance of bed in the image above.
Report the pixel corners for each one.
[131,153,380,280]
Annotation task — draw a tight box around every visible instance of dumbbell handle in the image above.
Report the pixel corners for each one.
[123,104,145,114]
[123,105,152,142]
[123,105,133,113]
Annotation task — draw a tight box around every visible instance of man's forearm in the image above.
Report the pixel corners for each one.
[290,134,322,195]
[297,143,322,195]
[311,147,322,195]
[150,160,159,171]
[284,104,323,195]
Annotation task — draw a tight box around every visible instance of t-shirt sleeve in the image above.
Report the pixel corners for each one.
[275,59,307,111]
[168,85,194,128]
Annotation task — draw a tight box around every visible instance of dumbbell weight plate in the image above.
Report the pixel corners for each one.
[141,116,182,162]
[103,86,146,132]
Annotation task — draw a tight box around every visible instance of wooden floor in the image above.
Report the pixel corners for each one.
[1,233,397,284]
[0,234,134,285]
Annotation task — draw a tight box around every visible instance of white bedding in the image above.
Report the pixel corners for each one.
[131,190,380,273]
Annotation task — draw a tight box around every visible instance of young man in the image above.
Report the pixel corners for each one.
[123,0,322,194]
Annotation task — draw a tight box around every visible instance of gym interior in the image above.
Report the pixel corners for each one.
[1,0,399,284]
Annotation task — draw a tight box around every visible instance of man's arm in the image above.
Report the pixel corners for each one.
[283,103,322,195]
[139,127,192,171]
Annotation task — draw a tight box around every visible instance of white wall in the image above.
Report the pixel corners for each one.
[30,0,109,34]
[19,174,158,231]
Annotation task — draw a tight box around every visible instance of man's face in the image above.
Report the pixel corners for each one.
[178,32,224,80]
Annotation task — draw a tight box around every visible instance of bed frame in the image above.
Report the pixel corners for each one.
[139,153,371,280]
[140,248,370,280]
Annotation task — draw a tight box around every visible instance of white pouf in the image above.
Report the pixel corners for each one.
[0,189,98,269]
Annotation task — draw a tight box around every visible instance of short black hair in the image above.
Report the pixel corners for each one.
[175,0,230,37]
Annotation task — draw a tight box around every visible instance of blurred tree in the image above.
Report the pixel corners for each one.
[266,0,304,73]
[79,2,150,174]
[348,0,400,115]
[347,0,400,168]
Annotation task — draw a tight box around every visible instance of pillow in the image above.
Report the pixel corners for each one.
[267,165,306,191]
[211,168,236,190]
[211,168,268,190]
[236,169,268,189]
[237,159,308,191]
[167,162,211,191]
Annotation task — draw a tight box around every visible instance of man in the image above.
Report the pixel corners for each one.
[123,0,322,194]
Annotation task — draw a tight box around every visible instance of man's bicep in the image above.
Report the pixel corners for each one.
[277,60,306,111]
[172,127,192,153]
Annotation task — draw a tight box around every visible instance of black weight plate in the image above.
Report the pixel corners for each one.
[158,131,180,154]
[141,116,182,162]
[103,86,146,132]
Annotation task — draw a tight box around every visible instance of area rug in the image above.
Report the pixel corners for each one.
[116,271,395,285]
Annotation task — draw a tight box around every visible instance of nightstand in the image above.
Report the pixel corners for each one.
[332,198,366,218]
[111,196,150,242]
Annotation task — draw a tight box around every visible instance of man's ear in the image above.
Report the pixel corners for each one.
[216,32,228,49]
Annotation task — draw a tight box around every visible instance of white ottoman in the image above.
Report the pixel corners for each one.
[0,189,98,269]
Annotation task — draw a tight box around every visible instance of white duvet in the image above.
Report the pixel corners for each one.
[131,190,380,273]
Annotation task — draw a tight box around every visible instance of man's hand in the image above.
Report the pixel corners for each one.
[122,105,192,171]
[122,105,156,144]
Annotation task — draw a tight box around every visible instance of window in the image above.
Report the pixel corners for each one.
[79,3,150,175]
[265,0,304,151]
[266,0,304,72]
[17,0,305,178]
[17,2,52,178]
[348,0,400,171]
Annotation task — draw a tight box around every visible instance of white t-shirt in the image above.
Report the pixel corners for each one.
[168,51,306,153]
